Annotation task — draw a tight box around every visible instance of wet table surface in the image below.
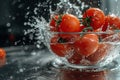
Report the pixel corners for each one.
[0,46,120,80]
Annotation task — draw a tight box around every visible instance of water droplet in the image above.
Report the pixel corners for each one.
[6,23,11,27]
[115,0,118,2]
[19,68,24,72]
[31,52,37,56]
[8,29,12,32]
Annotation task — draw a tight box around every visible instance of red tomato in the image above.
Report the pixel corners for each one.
[49,15,59,31]
[102,16,110,31]
[50,36,72,57]
[102,15,120,31]
[59,14,81,32]
[83,8,105,30]
[0,48,6,59]
[58,14,81,39]
[67,52,82,64]
[85,43,112,65]
[74,34,99,56]
[108,15,120,30]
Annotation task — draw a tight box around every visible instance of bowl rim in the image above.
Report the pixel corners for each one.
[47,30,120,34]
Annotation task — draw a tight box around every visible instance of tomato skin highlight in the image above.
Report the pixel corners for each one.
[74,34,99,56]
[83,8,105,30]
[59,14,81,32]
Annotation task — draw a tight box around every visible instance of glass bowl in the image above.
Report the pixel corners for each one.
[44,30,120,71]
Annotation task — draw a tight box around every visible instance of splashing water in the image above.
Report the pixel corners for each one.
[24,0,89,47]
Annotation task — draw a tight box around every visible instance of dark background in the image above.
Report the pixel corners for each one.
[0,0,101,47]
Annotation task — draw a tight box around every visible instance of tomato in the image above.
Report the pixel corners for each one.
[50,36,72,57]
[50,14,81,32]
[83,8,105,30]
[102,16,110,31]
[85,43,112,65]
[50,43,68,57]
[74,34,99,56]
[108,15,120,30]
[59,14,81,32]
[58,14,81,39]
[49,15,59,31]
[102,15,120,31]
[0,48,6,59]
[67,52,82,64]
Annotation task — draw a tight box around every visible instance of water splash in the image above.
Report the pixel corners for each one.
[24,0,89,47]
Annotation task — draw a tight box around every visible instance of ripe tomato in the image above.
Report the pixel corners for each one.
[83,8,105,30]
[59,14,81,32]
[0,48,6,59]
[74,34,99,56]
[102,15,120,31]
[58,14,81,39]
[85,43,112,65]
[67,52,82,64]
[108,15,120,30]
[102,16,110,31]
[50,36,72,57]
[49,15,59,31]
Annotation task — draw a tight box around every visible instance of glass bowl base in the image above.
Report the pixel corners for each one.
[51,58,120,72]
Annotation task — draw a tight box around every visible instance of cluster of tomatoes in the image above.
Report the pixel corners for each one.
[49,7,120,65]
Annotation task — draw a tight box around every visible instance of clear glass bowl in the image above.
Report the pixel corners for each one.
[44,30,120,70]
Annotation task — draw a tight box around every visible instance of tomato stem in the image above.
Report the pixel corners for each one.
[52,14,63,32]
[56,15,62,25]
